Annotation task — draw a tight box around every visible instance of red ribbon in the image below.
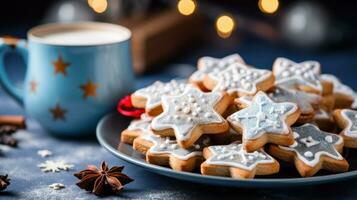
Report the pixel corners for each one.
[117,95,145,118]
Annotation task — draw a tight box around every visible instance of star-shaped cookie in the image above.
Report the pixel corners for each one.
[235,87,321,124]
[269,124,348,177]
[121,114,153,144]
[151,87,230,148]
[273,57,322,94]
[131,80,192,116]
[133,134,210,172]
[228,91,300,152]
[334,109,357,148]
[203,63,274,97]
[189,54,245,86]
[201,142,279,179]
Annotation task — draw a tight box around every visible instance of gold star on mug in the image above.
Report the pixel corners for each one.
[49,103,67,121]
[52,55,70,76]
[30,80,37,94]
[80,80,99,99]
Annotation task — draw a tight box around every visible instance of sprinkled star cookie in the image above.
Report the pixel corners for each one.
[133,134,210,172]
[321,74,355,109]
[131,80,192,116]
[203,63,274,97]
[235,87,321,124]
[189,54,245,89]
[334,109,357,148]
[269,124,348,177]
[121,114,153,144]
[201,142,279,179]
[151,87,231,149]
[228,91,300,152]
[273,57,323,94]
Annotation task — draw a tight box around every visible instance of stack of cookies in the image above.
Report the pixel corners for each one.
[120,54,357,179]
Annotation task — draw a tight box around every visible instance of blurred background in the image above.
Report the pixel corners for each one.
[0,0,356,89]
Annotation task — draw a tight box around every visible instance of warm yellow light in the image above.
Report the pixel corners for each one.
[259,0,279,14]
[87,0,93,7]
[91,0,108,13]
[216,15,235,38]
[177,0,196,16]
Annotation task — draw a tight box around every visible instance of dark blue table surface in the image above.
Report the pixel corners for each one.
[1,35,357,200]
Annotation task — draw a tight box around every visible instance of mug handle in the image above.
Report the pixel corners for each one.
[0,37,28,105]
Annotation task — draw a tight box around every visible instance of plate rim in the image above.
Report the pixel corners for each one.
[96,113,357,186]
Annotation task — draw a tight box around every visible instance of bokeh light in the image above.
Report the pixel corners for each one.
[259,0,279,14]
[216,15,235,38]
[90,0,108,13]
[177,0,196,16]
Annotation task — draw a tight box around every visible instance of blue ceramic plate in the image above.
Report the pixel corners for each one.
[96,113,357,187]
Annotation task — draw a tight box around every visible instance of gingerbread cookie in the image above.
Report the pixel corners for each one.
[131,80,192,116]
[235,87,320,124]
[228,91,300,152]
[334,109,357,148]
[273,57,323,94]
[133,134,210,171]
[313,109,335,132]
[201,142,279,179]
[269,124,348,177]
[321,74,355,109]
[151,87,230,148]
[189,54,245,89]
[121,114,153,144]
[203,63,274,98]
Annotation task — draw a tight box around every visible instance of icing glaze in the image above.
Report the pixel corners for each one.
[127,114,153,134]
[206,142,275,170]
[209,63,272,95]
[268,87,320,114]
[341,109,357,138]
[141,134,210,160]
[190,54,245,82]
[320,74,355,96]
[151,87,226,141]
[273,57,322,92]
[133,79,191,109]
[229,91,298,140]
[279,124,343,167]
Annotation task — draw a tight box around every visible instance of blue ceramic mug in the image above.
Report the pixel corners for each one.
[0,22,134,136]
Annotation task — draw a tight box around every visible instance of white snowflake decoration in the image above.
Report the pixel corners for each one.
[38,160,74,172]
[49,183,65,190]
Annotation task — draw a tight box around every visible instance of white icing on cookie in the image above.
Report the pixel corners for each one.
[133,79,191,109]
[240,87,320,114]
[279,124,343,167]
[273,57,322,92]
[269,87,320,114]
[206,142,275,170]
[141,134,210,160]
[320,74,355,97]
[209,63,272,95]
[190,54,245,82]
[127,114,153,134]
[229,91,298,140]
[341,109,357,138]
[314,109,330,120]
[151,87,226,141]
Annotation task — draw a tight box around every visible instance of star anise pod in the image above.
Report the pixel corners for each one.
[74,161,133,196]
[0,125,18,147]
[0,174,10,191]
